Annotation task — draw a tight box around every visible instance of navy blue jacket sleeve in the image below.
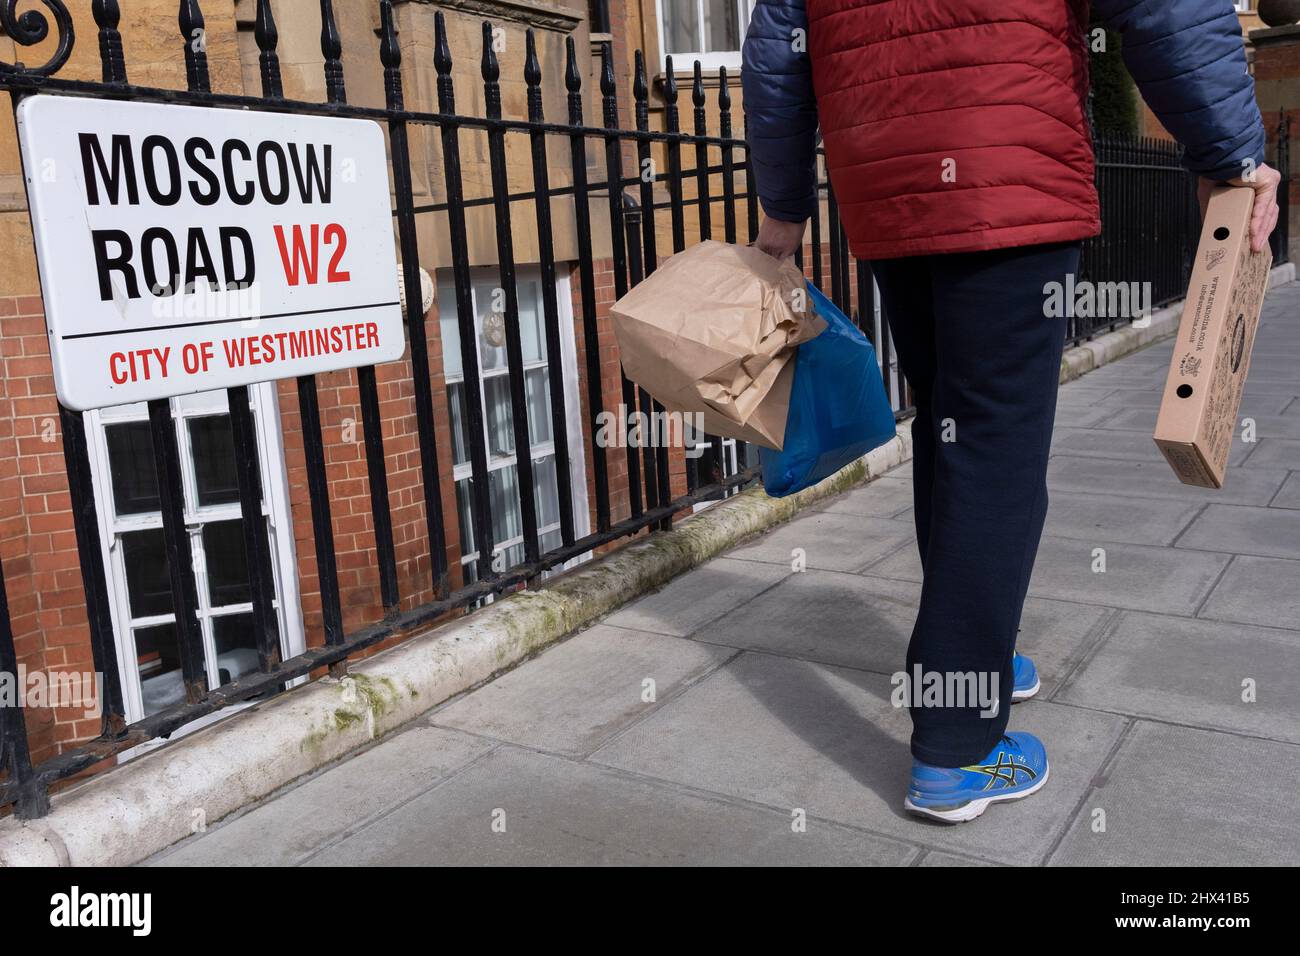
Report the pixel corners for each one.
[1093,0,1266,181]
[741,0,819,222]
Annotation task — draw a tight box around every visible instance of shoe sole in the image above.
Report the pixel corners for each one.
[903,762,1050,824]
[1011,676,1041,702]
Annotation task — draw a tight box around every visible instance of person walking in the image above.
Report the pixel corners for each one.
[742,0,1281,822]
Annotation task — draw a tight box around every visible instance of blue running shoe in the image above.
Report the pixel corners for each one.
[904,732,1050,823]
[1012,652,1040,702]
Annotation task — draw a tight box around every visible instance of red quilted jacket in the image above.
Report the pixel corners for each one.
[743,0,1265,261]
[810,0,1097,259]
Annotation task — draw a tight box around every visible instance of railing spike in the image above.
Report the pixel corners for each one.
[254,0,283,98]
[481,20,499,85]
[600,40,615,98]
[179,0,211,93]
[525,29,543,122]
[92,0,126,84]
[379,0,402,108]
[320,0,345,103]
[434,10,454,112]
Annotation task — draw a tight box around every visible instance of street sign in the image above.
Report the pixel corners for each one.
[15,94,406,410]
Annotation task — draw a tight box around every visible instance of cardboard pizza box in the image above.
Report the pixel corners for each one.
[1153,187,1272,489]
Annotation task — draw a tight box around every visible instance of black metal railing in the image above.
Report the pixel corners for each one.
[1076,117,1293,346]
[0,0,1289,819]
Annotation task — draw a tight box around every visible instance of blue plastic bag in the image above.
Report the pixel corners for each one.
[760,282,896,497]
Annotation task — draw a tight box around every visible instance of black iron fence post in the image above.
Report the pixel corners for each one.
[525,29,577,548]
[379,0,450,600]
[565,36,612,535]
[318,0,402,615]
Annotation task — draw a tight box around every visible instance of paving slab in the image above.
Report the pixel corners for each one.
[727,510,914,573]
[1104,407,1300,440]
[810,476,914,518]
[1058,611,1300,743]
[590,653,1126,865]
[146,726,495,866]
[429,625,734,757]
[1054,385,1118,406]
[696,568,1109,697]
[305,746,920,866]
[1091,386,1164,407]
[1196,554,1300,630]
[1040,491,1203,547]
[1236,437,1300,470]
[1046,455,1288,507]
[1175,503,1300,560]
[1050,427,1165,462]
[605,556,791,637]
[1267,473,1300,509]
[867,534,1231,617]
[1048,722,1300,866]
[1054,405,1125,428]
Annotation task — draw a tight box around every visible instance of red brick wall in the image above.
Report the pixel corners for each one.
[0,294,98,763]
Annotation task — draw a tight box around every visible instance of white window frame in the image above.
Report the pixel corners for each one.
[83,382,305,753]
[656,0,757,72]
[440,267,590,578]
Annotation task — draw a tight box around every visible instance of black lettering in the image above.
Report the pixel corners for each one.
[256,141,290,204]
[140,134,181,206]
[140,227,179,296]
[91,229,138,300]
[184,137,221,205]
[221,140,255,205]
[183,228,220,291]
[289,142,331,204]
[219,227,255,287]
[78,133,138,206]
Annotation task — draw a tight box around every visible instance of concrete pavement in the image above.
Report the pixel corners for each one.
[149,281,1300,866]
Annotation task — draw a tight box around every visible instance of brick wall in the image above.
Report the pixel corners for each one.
[0,294,99,763]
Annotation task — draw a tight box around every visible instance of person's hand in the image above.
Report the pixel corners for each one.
[1198,163,1282,253]
[754,216,808,260]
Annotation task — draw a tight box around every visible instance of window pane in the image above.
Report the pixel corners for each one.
[496,541,525,572]
[203,519,252,607]
[532,454,560,530]
[135,622,186,716]
[703,0,741,52]
[189,414,243,507]
[122,528,172,619]
[455,477,476,558]
[663,0,702,54]
[447,382,471,467]
[475,278,509,372]
[484,375,516,459]
[539,528,563,556]
[525,367,553,446]
[106,421,160,516]
[489,464,522,546]
[437,280,464,381]
[517,277,545,364]
[213,614,264,684]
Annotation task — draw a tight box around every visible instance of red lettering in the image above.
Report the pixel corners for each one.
[324,223,350,283]
[273,223,319,286]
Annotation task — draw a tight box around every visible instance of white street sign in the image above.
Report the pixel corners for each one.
[16,94,406,410]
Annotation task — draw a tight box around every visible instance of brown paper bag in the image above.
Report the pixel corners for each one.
[611,241,825,450]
